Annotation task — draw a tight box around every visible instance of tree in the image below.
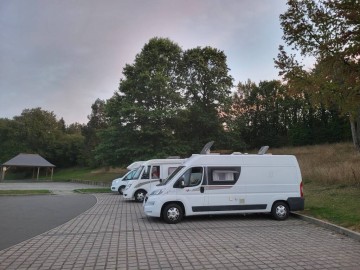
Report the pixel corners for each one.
[82,99,108,166]
[231,80,297,148]
[0,108,85,167]
[179,46,233,151]
[96,38,185,165]
[276,0,360,150]
[13,108,62,157]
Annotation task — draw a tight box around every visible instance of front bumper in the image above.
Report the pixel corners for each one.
[143,196,161,217]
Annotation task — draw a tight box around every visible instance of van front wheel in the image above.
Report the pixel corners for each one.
[118,185,126,195]
[134,190,147,202]
[162,204,183,224]
[271,201,289,220]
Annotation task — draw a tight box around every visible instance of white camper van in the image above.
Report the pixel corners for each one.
[111,161,144,194]
[143,153,304,223]
[123,159,184,202]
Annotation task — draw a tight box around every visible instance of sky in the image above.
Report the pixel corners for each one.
[0,0,288,124]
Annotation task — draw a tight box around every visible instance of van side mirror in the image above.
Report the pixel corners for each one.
[180,180,185,188]
[174,179,185,189]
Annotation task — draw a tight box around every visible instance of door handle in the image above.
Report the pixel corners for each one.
[200,186,204,193]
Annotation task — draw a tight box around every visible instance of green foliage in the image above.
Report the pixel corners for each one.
[81,99,108,167]
[303,182,360,231]
[179,47,234,152]
[74,188,111,194]
[0,108,86,167]
[231,80,350,149]
[0,190,51,195]
[276,0,360,150]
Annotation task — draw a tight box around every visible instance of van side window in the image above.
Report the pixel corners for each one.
[151,166,160,179]
[174,167,203,188]
[168,167,177,175]
[208,167,241,185]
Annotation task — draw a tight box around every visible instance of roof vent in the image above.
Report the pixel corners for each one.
[258,146,269,155]
[200,141,214,154]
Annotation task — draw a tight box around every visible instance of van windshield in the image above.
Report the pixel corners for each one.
[129,166,143,180]
[159,166,185,186]
[123,169,137,180]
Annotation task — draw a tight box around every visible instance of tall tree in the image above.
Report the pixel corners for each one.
[179,46,233,151]
[82,99,108,166]
[96,38,184,165]
[276,0,360,150]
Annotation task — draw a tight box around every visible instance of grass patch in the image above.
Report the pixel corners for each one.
[270,143,360,232]
[302,182,360,232]
[0,190,52,195]
[51,167,127,184]
[74,188,112,194]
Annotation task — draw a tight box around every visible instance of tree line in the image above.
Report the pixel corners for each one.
[1,0,358,167]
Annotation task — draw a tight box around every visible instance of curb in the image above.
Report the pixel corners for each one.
[291,212,360,242]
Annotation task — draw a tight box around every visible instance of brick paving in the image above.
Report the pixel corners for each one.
[0,194,359,270]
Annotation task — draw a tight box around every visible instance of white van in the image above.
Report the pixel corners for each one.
[123,159,184,202]
[111,161,144,194]
[143,153,304,223]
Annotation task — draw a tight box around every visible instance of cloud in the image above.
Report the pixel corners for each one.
[0,0,287,124]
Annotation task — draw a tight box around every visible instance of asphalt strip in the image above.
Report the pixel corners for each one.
[0,194,97,251]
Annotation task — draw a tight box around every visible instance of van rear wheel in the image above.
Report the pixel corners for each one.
[134,190,147,203]
[271,201,289,220]
[162,203,183,224]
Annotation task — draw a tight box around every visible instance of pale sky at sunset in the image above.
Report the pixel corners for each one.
[0,0,288,124]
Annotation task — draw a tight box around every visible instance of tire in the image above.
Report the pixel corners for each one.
[118,185,126,195]
[134,190,147,203]
[271,201,289,220]
[162,203,183,224]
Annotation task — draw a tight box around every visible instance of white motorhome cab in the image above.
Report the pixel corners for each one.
[123,159,184,202]
[143,154,304,223]
[111,161,144,194]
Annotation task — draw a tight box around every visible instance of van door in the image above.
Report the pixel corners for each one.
[174,167,206,211]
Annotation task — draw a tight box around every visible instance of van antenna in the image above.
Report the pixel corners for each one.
[200,141,214,154]
[258,146,269,155]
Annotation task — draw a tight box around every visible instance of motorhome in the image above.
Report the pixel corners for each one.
[111,161,144,194]
[123,159,184,202]
[143,153,304,223]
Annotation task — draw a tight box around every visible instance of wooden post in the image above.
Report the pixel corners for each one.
[1,166,6,181]
[37,167,40,181]
[51,167,54,181]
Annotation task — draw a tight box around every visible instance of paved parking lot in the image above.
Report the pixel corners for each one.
[0,194,359,270]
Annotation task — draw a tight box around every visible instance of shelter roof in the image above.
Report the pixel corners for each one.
[2,154,55,167]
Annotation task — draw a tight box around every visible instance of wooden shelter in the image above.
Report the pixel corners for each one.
[1,154,55,181]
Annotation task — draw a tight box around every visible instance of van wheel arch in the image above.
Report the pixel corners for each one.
[161,201,186,219]
[118,185,126,195]
[271,201,290,220]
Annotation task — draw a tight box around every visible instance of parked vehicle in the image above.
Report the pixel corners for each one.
[123,159,184,202]
[143,152,304,223]
[111,161,144,195]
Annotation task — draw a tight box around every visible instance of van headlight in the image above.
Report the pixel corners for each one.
[150,189,164,195]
